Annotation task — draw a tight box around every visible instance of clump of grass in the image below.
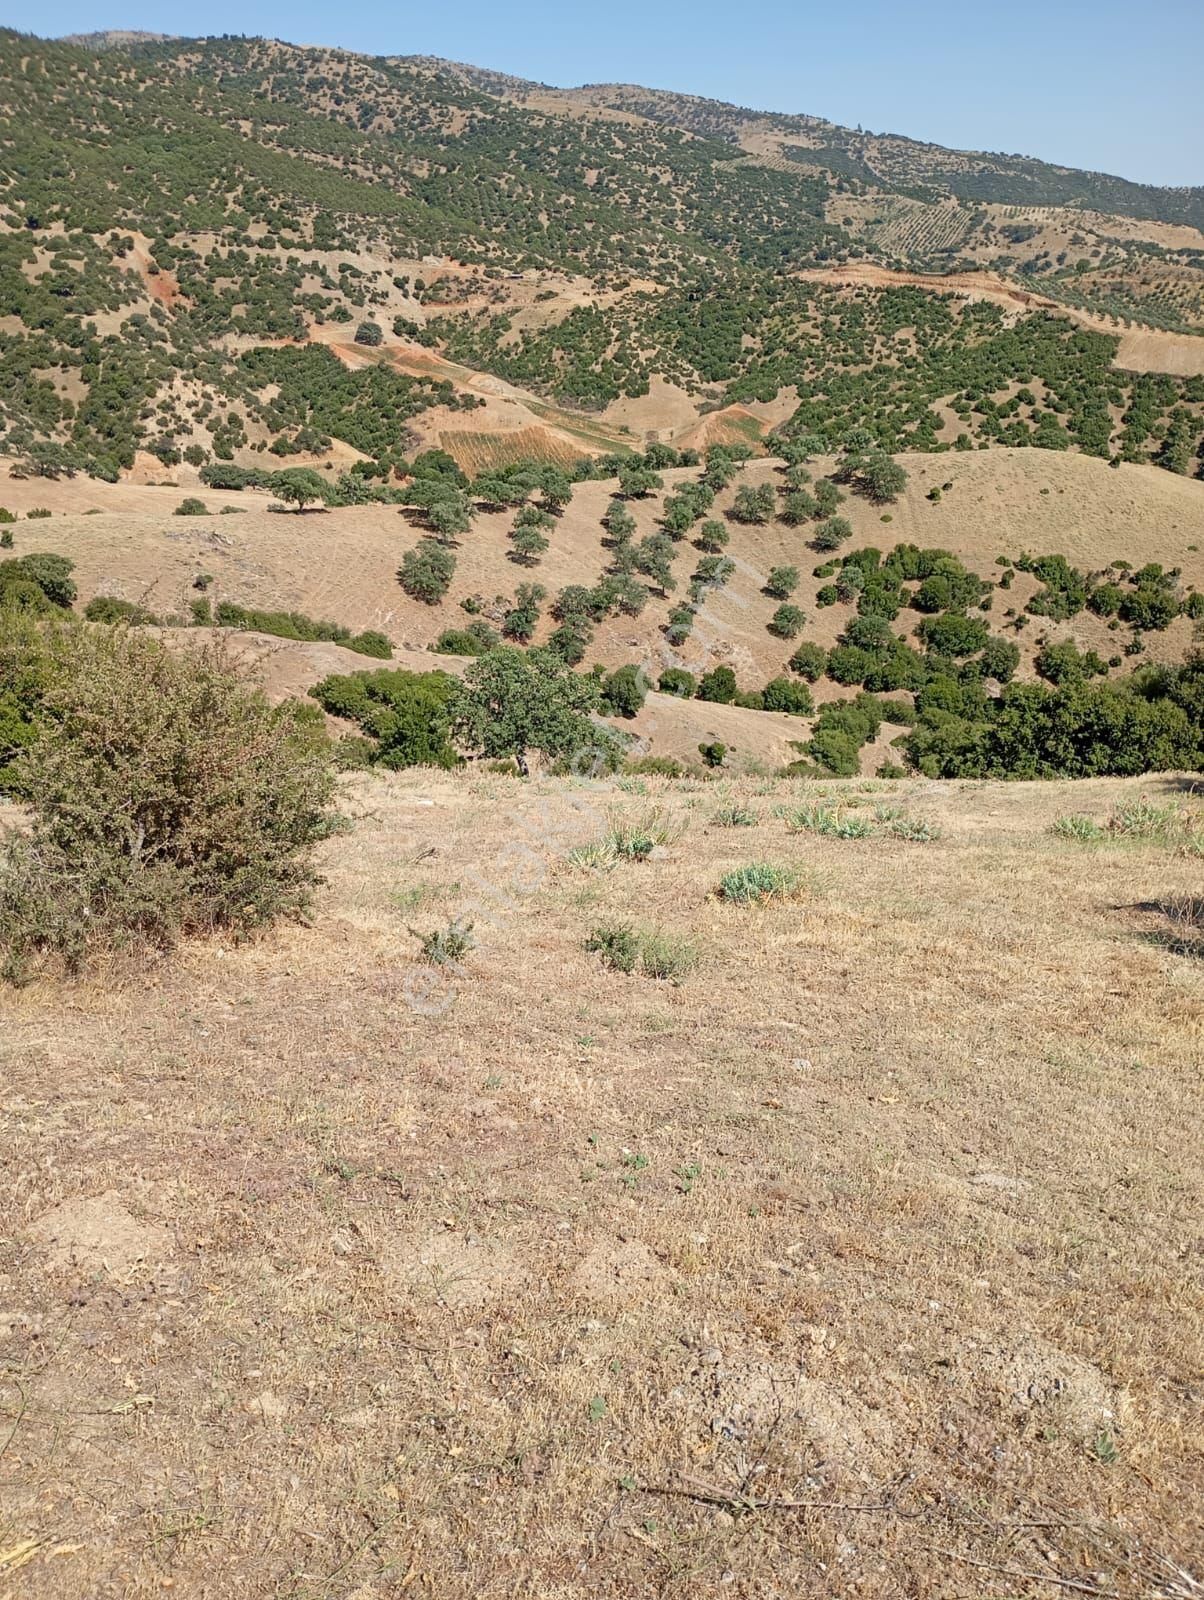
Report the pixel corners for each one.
[1051,814,1107,844]
[886,815,942,843]
[413,918,475,966]
[638,929,700,982]
[711,802,759,828]
[585,922,699,982]
[717,862,801,904]
[610,806,686,854]
[571,807,687,869]
[1107,797,1189,841]
[785,804,873,839]
[566,839,618,873]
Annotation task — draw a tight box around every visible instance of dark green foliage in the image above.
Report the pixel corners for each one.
[1035,639,1108,685]
[213,601,391,658]
[762,676,813,715]
[502,583,545,643]
[311,666,458,769]
[979,636,1021,683]
[435,622,499,657]
[354,320,383,347]
[600,664,648,718]
[805,694,886,776]
[730,484,775,525]
[1119,583,1180,631]
[618,462,663,499]
[768,604,806,640]
[398,539,455,604]
[450,646,612,774]
[84,595,158,626]
[695,520,729,553]
[1088,582,1124,618]
[813,516,853,551]
[1,554,76,610]
[789,642,828,681]
[272,468,328,512]
[696,666,738,704]
[658,667,697,698]
[698,741,727,768]
[855,453,908,504]
[919,612,991,658]
[1018,553,1090,620]
[585,921,639,974]
[781,489,819,525]
[765,566,799,600]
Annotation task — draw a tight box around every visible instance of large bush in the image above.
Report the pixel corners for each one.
[311,666,458,769]
[0,626,336,979]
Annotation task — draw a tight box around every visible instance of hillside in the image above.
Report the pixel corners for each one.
[4,765,1202,1596]
[2,28,1204,485]
[1,20,1203,784]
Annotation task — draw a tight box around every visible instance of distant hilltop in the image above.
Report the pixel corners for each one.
[60,29,174,48]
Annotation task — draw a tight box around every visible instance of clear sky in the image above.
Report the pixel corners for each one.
[12,0,1203,186]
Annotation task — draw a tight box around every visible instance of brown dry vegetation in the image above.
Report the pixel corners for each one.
[2,766,1202,1597]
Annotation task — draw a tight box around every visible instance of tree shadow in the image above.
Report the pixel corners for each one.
[1119,896,1204,958]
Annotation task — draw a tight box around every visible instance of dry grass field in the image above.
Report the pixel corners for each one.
[2,766,1202,1598]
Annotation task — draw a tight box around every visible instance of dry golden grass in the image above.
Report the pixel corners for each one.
[2,768,1202,1597]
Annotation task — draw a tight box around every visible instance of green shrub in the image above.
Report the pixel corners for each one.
[213,600,392,658]
[601,664,649,718]
[637,929,700,982]
[174,497,209,516]
[399,539,455,604]
[762,677,813,715]
[0,628,336,981]
[1,554,76,610]
[768,604,806,640]
[698,741,727,768]
[586,922,698,982]
[785,804,873,839]
[697,666,737,704]
[1051,814,1107,843]
[813,516,852,551]
[658,667,697,698]
[1107,797,1190,840]
[311,667,459,769]
[413,918,474,965]
[712,802,758,827]
[84,596,158,625]
[624,754,686,777]
[884,814,941,843]
[789,642,828,682]
[717,862,801,903]
[451,646,614,775]
[436,623,498,657]
[585,921,639,973]
[765,566,799,600]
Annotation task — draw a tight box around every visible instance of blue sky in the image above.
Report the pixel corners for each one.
[14,0,1203,185]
